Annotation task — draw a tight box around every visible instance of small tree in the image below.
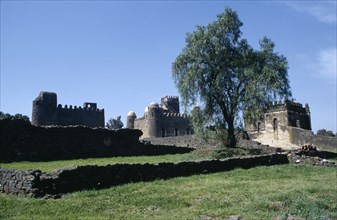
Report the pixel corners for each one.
[172,8,291,147]
[317,129,335,137]
[0,111,30,121]
[106,116,124,130]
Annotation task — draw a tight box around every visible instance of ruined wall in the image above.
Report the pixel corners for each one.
[0,119,193,162]
[288,127,337,150]
[0,154,289,198]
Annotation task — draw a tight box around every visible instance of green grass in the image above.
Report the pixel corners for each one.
[0,154,195,172]
[1,164,336,219]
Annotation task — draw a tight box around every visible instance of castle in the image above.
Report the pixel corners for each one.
[245,100,312,148]
[126,96,193,138]
[32,91,104,127]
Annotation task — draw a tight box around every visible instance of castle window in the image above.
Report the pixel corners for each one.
[186,128,190,135]
[161,128,166,137]
[273,118,278,131]
[174,128,178,136]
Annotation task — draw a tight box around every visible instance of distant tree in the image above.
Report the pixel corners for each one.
[316,129,335,137]
[172,8,291,147]
[106,116,124,130]
[0,111,30,121]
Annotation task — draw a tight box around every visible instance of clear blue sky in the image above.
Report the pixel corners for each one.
[1,1,336,133]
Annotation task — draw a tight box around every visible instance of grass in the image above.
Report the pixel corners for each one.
[1,164,336,219]
[0,154,195,172]
[0,146,266,173]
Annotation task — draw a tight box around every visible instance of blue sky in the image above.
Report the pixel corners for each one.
[1,1,336,133]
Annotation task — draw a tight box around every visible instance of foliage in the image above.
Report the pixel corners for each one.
[106,116,124,129]
[1,165,336,219]
[172,8,291,147]
[0,111,30,122]
[316,129,335,137]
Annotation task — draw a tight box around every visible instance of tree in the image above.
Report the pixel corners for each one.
[172,8,291,147]
[316,129,335,137]
[0,111,30,122]
[106,116,124,130]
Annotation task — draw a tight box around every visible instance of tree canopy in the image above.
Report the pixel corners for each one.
[172,8,291,147]
[106,116,124,130]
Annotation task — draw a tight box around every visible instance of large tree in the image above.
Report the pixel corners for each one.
[172,8,291,147]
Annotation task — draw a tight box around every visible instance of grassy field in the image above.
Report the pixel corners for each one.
[1,164,336,219]
[0,154,194,172]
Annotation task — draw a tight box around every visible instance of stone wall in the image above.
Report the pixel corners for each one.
[289,127,337,150]
[0,119,193,162]
[0,154,289,198]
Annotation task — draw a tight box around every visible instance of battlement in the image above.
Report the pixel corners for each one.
[163,112,187,118]
[57,104,104,112]
[265,100,309,114]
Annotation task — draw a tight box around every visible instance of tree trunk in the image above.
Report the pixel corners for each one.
[226,118,237,148]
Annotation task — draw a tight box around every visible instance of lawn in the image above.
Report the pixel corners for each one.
[1,164,336,219]
[0,154,193,172]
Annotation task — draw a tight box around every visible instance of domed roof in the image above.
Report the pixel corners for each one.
[127,111,136,117]
[149,101,159,108]
[144,106,149,112]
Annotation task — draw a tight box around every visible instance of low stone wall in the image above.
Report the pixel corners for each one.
[0,154,289,198]
[287,153,337,167]
[0,119,193,162]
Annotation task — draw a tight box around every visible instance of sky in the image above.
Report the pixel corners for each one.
[1,1,336,133]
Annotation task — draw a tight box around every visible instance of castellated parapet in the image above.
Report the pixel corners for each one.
[126,95,193,138]
[32,91,104,127]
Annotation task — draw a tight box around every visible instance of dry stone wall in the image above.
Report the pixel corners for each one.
[1,154,289,198]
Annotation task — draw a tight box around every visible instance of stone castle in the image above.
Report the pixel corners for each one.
[245,100,312,148]
[126,96,193,138]
[32,91,104,127]
[31,91,331,149]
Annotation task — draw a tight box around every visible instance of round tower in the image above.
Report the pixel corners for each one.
[126,111,137,129]
[146,101,161,137]
[32,91,57,126]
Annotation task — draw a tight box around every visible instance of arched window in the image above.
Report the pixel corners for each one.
[174,128,178,136]
[273,118,278,131]
[161,128,166,137]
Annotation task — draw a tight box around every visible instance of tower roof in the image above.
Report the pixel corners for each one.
[149,101,159,108]
[127,111,136,117]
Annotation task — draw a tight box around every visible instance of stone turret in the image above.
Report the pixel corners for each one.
[32,91,57,126]
[126,111,137,129]
[146,101,161,137]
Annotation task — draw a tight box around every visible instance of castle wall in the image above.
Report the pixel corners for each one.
[32,92,104,128]
[56,105,104,127]
[160,113,191,137]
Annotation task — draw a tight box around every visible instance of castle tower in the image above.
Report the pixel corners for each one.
[146,101,161,137]
[126,111,137,129]
[32,91,57,126]
[160,96,180,113]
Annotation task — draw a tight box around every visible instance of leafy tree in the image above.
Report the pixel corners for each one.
[106,116,124,130]
[316,129,335,137]
[0,111,30,121]
[172,8,291,147]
